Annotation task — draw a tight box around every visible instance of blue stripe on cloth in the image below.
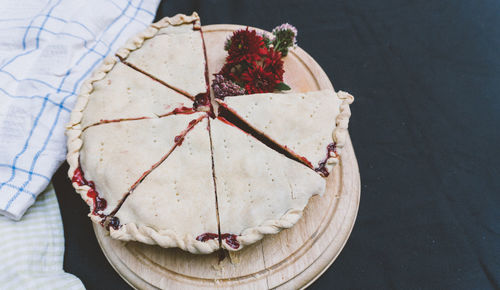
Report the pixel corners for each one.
[0,70,74,95]
[34,0,64,49]
[2,183,36,198]
[55,0,133,93]
[0,95,49,195]
[21,0,54,49]
[0,4,98,42]
[0,49,36,70]
[108,0,154,17]
[0,164,50,182]
[5,95,65,209]
[36,15,97,38]
[14,26,107,56]
[0,88,71,112]
[61,0,145,99]
[66,20,96,38]
[66,0,145,95]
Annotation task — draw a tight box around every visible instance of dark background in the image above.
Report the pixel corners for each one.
[52,0,500,289]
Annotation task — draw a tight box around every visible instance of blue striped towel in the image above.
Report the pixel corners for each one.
[0,0,160,287]
[0,0,159,219]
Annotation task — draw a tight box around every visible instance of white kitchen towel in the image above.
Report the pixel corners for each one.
[0,0,160,220]
[0,184,84,289]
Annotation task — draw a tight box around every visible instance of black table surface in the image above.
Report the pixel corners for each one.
[52,0,500,289]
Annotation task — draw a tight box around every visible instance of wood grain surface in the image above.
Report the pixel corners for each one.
[93,24,361,289]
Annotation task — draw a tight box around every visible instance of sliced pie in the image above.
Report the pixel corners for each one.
[116,13,207,99]
[77,62,192,130]
[217,89,354,177]
[110,117,220,254]
[66,13,354,254]
[72,113,205,221]
[210,119,325,251]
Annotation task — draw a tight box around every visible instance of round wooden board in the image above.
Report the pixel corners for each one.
[93,24,361,289]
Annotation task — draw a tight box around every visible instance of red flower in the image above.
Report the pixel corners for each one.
[263,48,284,82]
[219,63,233,78]
[226,28,266,64]
[219,62,244,83]
[241,65,280,94]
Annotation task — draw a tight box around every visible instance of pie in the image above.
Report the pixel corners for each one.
[66,12,354,254]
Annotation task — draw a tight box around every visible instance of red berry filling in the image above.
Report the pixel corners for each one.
[72,167,108,215]
[314,142,338,177]
[196,232,240,249]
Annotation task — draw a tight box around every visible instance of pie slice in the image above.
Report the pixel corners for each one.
[70,113,206,224]
[210,118,326,251]
[110,117,220,254]
[76,61,193,130]
[116,12,207,99]
[216,89,354,177]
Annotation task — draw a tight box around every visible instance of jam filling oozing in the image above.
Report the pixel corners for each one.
[157,106,196,118]
[72,167,108,215]
[284,145,314,168]
[220,234,240,249]
[174,115,206,146]
[196,232,219,242]
[172,106,195,115]
[196,233,240,249]
[218,105,314,170]
[314,142,338,177]
[108,216,121,230]
[193,92,214,118]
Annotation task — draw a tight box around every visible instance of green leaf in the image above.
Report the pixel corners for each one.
[224,39,232,51]
[276,82,291,91]
[263,37,272,48]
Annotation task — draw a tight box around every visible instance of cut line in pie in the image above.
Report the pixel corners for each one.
[66,12,354,254]
[73,60,195,131]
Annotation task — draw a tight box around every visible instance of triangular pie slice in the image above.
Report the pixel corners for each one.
[217,89,354,177]
[110,117,220,254]
[75,113,206,223]
[116,13,207,99]
[210,118,326,251]
[78,61,194,129]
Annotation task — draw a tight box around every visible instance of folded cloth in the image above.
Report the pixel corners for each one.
[0,0,160,220]
[0,184,84,289]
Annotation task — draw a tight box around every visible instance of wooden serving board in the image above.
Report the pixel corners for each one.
[93,24,361,289]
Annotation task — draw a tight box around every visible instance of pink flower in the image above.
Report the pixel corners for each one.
[211,74,245,99]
